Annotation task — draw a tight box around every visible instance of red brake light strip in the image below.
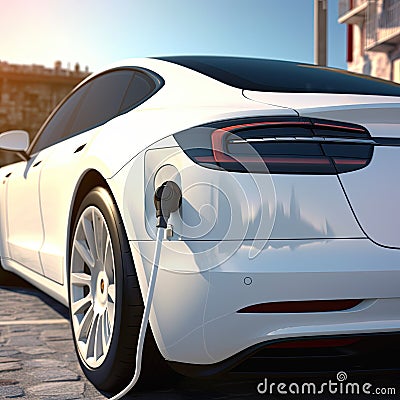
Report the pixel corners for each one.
[196,156,331,165]
[333,158,367,165]
[313,122,366,132]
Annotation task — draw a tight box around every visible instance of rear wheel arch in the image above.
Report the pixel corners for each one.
[67,170,123,262]
[69,170,111,236]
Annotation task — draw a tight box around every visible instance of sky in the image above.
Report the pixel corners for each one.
[0,0,346,72]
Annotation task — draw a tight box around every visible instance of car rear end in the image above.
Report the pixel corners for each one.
[123,57,400,374]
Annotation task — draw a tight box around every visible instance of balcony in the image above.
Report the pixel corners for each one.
[366,0,400,52]
[338,0,368,24]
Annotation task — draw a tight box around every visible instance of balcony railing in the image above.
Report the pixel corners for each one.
[338,0,368,24]
[339,0,367,18]
[366,0,400,51]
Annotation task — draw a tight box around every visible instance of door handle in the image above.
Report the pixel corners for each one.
[2,172,11,184]
[74,144,86,153]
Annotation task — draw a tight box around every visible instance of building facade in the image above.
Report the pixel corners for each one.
[338,0,400,81]
[0,61,89,164]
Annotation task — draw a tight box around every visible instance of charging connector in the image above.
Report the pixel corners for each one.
[154,180,182,228]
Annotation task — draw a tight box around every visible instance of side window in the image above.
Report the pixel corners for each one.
[119,72,156,113]
[70,70,133,135]
[31,86,87,153]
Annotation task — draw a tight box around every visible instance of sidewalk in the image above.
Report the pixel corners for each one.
[0,285,106,399]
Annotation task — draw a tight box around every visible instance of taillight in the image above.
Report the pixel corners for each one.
[173,117,374,174]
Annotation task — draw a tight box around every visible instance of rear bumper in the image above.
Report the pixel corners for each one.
[130,237,400,365]
[169,332,400,377]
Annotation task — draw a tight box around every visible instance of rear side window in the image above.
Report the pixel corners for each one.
[70,70,133,134]
[120,72,156,113]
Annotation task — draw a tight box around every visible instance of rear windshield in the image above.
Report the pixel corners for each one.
[156,56,400,96]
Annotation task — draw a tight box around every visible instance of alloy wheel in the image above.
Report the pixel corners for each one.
[70,206,116,368]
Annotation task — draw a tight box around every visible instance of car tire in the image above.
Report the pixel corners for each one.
[68,186,169,392]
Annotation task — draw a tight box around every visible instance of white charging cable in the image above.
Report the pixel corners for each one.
[110,180,181,399]
[109,226,164,400]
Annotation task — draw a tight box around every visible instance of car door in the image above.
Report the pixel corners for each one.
[37,69,138,283]
[5,150,52,274]
[5,83,88,274]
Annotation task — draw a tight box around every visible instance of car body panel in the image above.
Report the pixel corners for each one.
[130,237,400,363]
[5,155,47,275]
[339,146,400,249]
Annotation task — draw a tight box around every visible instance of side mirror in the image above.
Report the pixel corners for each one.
[0,130,30,160]
[0,130,30,151]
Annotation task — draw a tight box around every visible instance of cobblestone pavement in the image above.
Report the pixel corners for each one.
[0,274,399,399]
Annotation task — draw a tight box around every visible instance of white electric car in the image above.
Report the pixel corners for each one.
[0,56,400,391]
